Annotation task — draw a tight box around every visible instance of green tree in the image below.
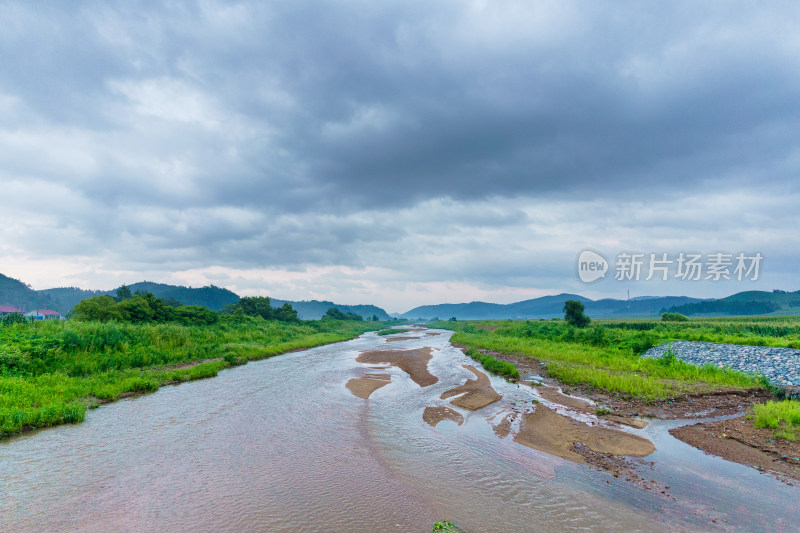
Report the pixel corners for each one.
[72,295,124,322]
[174,305,219,326]
[1,312,28,326]
[118,297,155,323]
[236,296,274,319]
[324,307,348,320]
[372,314,379,321]
[563,300,590,328]
[273,302,300,323]
[115,284,132,301]
[323,308,363,321]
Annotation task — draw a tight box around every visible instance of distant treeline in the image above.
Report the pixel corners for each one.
[64,288,370,326]
[322,307,368,321]
[663,300,780,316]
[72,291,221,325]
[221,296,300,322]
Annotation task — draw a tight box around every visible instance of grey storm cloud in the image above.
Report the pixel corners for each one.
[1,0,799,307]
[3,1,799,208]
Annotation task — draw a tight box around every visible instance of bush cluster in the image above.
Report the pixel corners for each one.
[72,293,219,326]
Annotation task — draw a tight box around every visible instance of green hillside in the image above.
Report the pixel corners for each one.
[116,282,240,311]
[401,290,800,320]
[0,273,391,319]
[0,274,58,312]
[271,298,390,321]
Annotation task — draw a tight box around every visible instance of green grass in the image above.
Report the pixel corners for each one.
[0,317,380,438]
[434,319,770,400]
[440,316,800,349]
[752,400,800,441]
[432,521,462,532]
[464,347,520,379]
[377,328,411,336]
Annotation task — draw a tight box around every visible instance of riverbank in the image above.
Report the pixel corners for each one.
[0,318,381,438]
[430,317,800,484]
[462,344,800,484]
[644,340,800,387]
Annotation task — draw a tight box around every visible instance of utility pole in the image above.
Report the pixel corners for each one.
[627,289,630,301]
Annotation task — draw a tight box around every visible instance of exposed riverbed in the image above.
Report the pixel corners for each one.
[1,330,798,531]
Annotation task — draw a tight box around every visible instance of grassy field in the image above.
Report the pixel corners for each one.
[0,317,380,438]
[430,317,797,400]
[752,400,800,441]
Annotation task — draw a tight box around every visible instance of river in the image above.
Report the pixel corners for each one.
[1,329,798,532]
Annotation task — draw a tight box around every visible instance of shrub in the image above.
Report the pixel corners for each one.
[466,348,520,379]
[564,300,590,328]
[752,400,800,441]
[1,313,28,326]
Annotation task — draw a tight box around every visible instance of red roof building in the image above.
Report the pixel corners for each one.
[0,305,24,316]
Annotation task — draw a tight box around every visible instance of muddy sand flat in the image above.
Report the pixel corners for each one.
[423,406,464,427]
[441,365,502,410]
[536,386,592,410]
[513,404,655,463]
[492,413,515,438]
[356,348,439,387]
[385,336,421,342]
[346,373,392,399]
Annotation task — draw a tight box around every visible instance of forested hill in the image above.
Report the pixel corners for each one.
[400,291,800,320]
[270,298,391,321]
[0,273,391,319]
[0,273,64,312]
[0,275,239,314]
[4,272,795,320]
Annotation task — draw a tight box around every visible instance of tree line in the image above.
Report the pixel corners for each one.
[663,300,779,316]
[48,286,371,325]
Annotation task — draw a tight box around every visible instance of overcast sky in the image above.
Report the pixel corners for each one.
[1,1,799,312]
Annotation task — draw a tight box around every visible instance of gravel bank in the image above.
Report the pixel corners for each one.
[644,341,800,387]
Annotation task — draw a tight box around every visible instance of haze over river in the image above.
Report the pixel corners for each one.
[2,330,797,531]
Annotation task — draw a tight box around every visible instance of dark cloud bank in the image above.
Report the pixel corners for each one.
[1,1,798,310]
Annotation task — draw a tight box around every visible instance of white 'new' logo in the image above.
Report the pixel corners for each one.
[577,250,608,283]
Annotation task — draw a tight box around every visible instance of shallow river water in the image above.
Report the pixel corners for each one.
[1,330,798,532]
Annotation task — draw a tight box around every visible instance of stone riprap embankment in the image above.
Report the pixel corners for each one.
[644,341,800,387]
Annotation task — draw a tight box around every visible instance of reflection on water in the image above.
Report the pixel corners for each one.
[1,330,798,532]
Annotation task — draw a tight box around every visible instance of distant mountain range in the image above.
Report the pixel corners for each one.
[398,290,800,320]
[3,272,798,320]
[0,274,391,320]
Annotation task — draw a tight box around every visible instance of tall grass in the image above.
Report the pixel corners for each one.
[438,316,800,350]
[377,328,411,336]
[464,348,519,379]
[0,317,380,437]
[435,319,769,400]
[752,400,800,441]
